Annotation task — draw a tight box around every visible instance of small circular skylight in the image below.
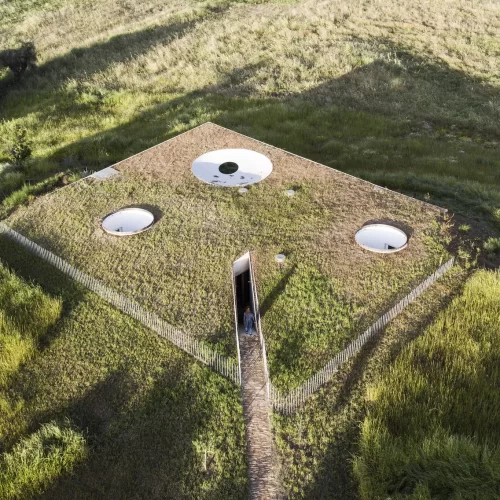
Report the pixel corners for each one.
[355,224,408,253]
[102,208,155,236]
[192,149,273,187]
[275,253,286,264]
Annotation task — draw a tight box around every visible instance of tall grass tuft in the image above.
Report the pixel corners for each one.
[0,262,62,385]
[354,270,500,499]
[0,421,88,499]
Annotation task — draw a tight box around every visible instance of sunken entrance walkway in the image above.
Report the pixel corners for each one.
[239,325,278,499]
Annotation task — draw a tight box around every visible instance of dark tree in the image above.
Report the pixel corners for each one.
[0,42,37,79]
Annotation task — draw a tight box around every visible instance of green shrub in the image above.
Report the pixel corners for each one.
[484,236,500,254]
[354,270,500,499]
[8,125,32,168]
[0,42,37,79]
[0,421,88,499]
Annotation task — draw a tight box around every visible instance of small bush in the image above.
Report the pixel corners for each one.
[8,125,32,168]
[484,237,500,254]
[0,421,87,499]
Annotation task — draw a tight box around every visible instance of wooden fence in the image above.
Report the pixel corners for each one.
[269,257,455,414]
[0,222,240,385]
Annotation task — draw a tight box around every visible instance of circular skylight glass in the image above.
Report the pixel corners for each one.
[192,149,273,187]
[355,224,408,253]
[102,208,155,236]
[275,254,286,264]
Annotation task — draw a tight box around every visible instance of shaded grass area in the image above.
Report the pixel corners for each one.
[0,421,87,500]
[0,236,247,499]
[354,269,500,499]
[0,259,61,392]
[272,265,466,498]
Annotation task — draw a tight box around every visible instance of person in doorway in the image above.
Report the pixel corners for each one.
[243,306,255,335]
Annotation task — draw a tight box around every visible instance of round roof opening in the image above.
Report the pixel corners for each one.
[192,149,272,187]
[355,224,408,253]
[219,162,239,175]
[275,253,286,264]
[102,208,155,236]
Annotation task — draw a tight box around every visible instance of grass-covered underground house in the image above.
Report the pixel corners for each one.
[5,122,450,392]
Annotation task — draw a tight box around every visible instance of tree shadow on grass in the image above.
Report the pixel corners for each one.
[292,273,465,499]
[0,4,232,110]
[35,364,247,500]
[0,233,86,338]
[0,19,192,102]
[36,39,499,180]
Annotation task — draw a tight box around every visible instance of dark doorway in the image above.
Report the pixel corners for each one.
[234,269,251,324]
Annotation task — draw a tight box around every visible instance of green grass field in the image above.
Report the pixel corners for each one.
[354,269,500,499]
[4,126,450,390]
[0,238,247,499]
[1,0,500,497]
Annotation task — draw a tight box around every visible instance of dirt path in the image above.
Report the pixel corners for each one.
[239,326,278,499]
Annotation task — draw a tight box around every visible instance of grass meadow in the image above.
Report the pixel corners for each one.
[1,0,500,497]
[0,238,247,499]
[354,269,500,499]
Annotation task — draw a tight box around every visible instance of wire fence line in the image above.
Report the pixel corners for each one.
[0,222,240,385]
[270,257,455,415]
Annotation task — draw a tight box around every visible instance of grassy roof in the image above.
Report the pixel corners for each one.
[6,122,450,390]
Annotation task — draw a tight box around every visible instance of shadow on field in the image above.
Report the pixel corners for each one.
[37,43,499,177]
[0,19,195,102]
[36,363,246,500]
[0,234,86,352]
[0,3,231,108]
[294,274,465,499]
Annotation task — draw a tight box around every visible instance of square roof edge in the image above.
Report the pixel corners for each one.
[57,121,446,215]
[203,122,447,215]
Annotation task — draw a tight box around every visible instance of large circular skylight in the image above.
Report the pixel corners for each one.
[192,149,273,187]
[355,224,408,253]
[102,208,155,236]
